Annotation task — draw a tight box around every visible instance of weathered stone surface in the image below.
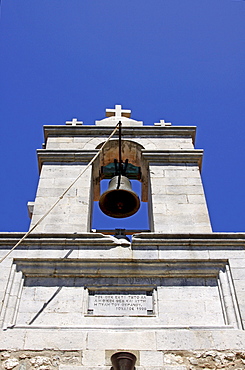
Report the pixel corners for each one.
[82,351,105,366]
[2,358,19,370]
[30,356,52,369]
[1,350,245,369]
[140,350,163,366]
[87,331,157,350]
[30,164,92,233]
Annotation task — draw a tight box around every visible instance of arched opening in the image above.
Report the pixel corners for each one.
[91,140,150,235]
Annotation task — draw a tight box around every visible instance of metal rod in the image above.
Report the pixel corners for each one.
[118,121,122,173]
[117,121,122,189]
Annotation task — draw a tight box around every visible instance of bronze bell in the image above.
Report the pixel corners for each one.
[99,175,140,218]
[111,352,136,370]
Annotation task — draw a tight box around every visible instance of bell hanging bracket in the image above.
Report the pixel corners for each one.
[98,122,140,218]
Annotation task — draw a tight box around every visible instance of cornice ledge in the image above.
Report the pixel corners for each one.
[37,149,98,171]
[0,232,117,247]
[132,232,245,247]
[37,149,204,171]
[13,258,227,277]
[43,125,197,144]
[142,150,203,169]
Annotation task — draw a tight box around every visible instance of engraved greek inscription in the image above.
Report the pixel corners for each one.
[89,293,152,316]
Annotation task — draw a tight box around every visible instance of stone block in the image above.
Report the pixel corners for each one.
[139,137,193,150]
[152,194,188,204]
[140,350,164,366]
[192,213,211,224]
[157,284,224,326]
[150,185,166,195]
[42,223,86,233]
[149,167,165,176]
[73,136,100,145]
[0,329,26,350]
[18,298,45,314]
[165,203,206,215]
[165,185,204,195]
[82,350,105,366]
[208,250,245,260]
[78,246,132,260]
[153,214,194,230]
[232,280,245,292]
[156,330,214,350]
[132,248,159,260]
[209,330,245,349]
[155,212,192,223]
[68,214,89,226]
[159,177,201,186]
[20,248,79,259]
[87,331,156,350]
[40,168,73,179]
[187,194,207,203]
[185,177,203,185]
[164,169,200,178]
[46,142,64,149]
[230,268,245,280]
[38,178,55,188]
[152,204,167,214]
[229,258,245,268]
[156,329,245,351]
[53,177,80,188]
[162,165,189,170]
[191,225,212,233]
[158,249,209,260]
[36,187,77,198]
[24,330,87,350]
[47,137,74,144]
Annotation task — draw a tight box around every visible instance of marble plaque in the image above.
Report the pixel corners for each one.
[88,293,153,316]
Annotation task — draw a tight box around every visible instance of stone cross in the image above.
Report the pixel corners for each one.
[66,118,83,126]
[154,119,172,126]
[106,105,131,118]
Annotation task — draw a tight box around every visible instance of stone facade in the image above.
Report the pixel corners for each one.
[0,106,244,369]
[1,350,245,370]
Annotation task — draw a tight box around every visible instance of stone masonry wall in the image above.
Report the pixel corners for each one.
[1,350,245,370]
[149,164,211,233]
[30,164,92,233]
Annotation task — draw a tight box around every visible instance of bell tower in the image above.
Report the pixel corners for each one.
[29,105,211,234]
[1,106,245,370]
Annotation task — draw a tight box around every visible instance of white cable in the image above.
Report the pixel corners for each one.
[0,123,119,264]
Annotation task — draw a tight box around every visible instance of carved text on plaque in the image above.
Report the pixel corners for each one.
[88,293,153,316]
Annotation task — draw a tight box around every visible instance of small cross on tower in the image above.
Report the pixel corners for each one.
[66,118,83,126]
[106,105,131,118]
[154,119,172,127]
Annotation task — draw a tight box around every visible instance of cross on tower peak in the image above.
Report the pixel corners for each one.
[66,118,83,126]
[106,105,131,118]
[154,119,172,127]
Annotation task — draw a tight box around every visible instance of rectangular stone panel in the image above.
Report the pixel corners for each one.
[3,260,240,329]
[88,292,153,316]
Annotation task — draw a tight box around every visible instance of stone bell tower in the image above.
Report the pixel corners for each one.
[29,104,211,234]
[0,106,245,370]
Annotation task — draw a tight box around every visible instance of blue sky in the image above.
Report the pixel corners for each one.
[0,0,244,232]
